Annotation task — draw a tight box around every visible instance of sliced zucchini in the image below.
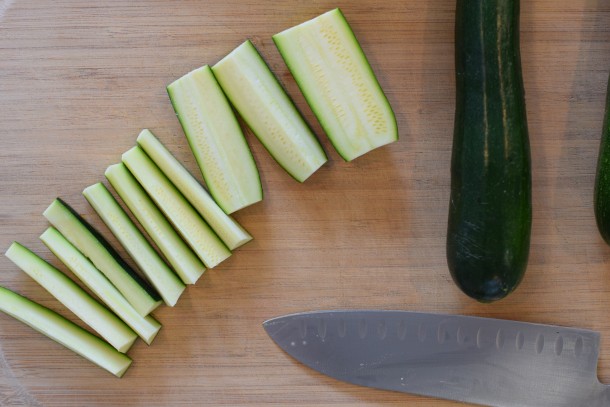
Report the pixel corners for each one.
[0,286,132,377]
[212,41,327,182]
[137,129,252,250]
[167,65,262,214]
[273,8,398,161]
[83,183,186,307]
[40,227,161,344]
[122,146,232,268]
[43,198,161,316]
[4,242,137,353]
[105,163,205,285]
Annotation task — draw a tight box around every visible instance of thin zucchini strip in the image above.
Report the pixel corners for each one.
[122,146,232,268]
[40,227,161,344]
[83,182,186,307]
[43,198,161,316]
[0,285,132,377]
[105,163,205,285]
[137,129,252,250]
[5,242,137,353]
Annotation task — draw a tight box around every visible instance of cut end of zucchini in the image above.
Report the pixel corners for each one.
[167,66,263,214]
[273,8,398,161]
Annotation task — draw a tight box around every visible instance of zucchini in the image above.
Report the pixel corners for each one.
[40,227,161,345]
[212,40,328,182]
[594,75,610,244]
[0,286,132,377]
[136,129,252,250]
[5,242,137,353]
[122,146,232,268]
[105,163,205,285]
[167,65,262,214]
[43,198,162,316]
[83,182,186,307]
[447,0,531,302]
[273,8,398,161]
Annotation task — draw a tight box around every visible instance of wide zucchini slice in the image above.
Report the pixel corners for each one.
[83,182,186,307]
[122,146,232,268]
[273,8,398,161]
[40,227,161,344]
[0,286,132,377]
[136,129,252,250]
[5,242,137,353]
[43,198,161,316]
[167,65,262,214]
[105,163,205,285]
[212,40,327,182]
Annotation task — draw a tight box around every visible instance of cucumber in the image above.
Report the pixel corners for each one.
[273,8,398,161]
[83,182,186,307]
[0,286,132,377]
[43,198,161,316]
[447,0,531,302]
[212,40,327,182]
[122,146,232,268]
[136,129,252,251]
[40,227,161,345]
[594,75,610,244]
[5,242,137,353]
[167,65,262,214]
[105,163,205,285]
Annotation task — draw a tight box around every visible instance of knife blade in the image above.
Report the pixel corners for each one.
[263,310,610,406]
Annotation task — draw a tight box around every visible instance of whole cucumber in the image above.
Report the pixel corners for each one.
[447,0,532,302]
[595,76,610,244]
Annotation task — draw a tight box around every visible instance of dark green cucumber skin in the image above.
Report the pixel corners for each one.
[447,0,531,302]
[595,77,610,244]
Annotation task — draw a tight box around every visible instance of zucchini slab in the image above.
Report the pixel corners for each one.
[83,182,186,307]
[122,146,232,268]
[136,129,252,251]
[273,8,397,161]
[167,65,262,214]
[212,40,327,182]
[0,285,132,377]
[43,198,161,316]
[5,242,137,353]
[41,227,162,345]
[105,163,205,285]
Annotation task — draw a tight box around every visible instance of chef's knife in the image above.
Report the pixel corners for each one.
[263,310,610,406]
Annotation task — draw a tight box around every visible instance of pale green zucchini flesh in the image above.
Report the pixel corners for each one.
[105,163,205,285]
[42,198,161,316]
[122,146,232,268]
[167,65,262,214]
[212,41,327,182]
[273,8,398,161]
[136,129,252,251]
[83,182,186,307]
[40,227,162,345]
[0,286,132,377]
[5,242,137,353]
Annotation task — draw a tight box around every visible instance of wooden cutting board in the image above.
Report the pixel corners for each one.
[1,0,609,405]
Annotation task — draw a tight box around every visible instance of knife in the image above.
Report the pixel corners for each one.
[263,310,610,406]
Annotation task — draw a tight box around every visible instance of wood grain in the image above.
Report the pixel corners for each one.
[1,0,610,405]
